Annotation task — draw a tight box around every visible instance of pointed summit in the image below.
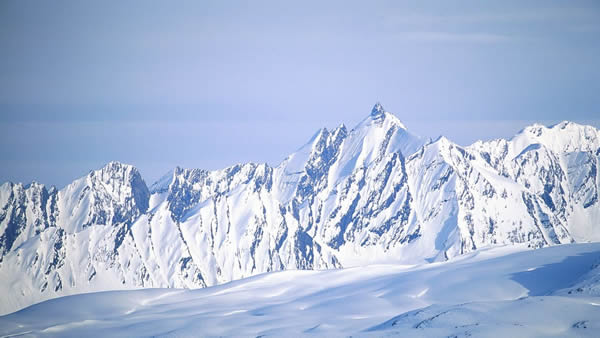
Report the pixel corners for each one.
[371,102,385,118]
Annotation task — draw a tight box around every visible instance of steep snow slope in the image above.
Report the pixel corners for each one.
[1,103,600,315]
[1,243,599,337]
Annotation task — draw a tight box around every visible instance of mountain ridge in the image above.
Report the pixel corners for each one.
[1,103,599,315]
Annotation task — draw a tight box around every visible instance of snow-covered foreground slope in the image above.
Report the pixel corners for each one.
[1,103,600,315]
[1,243,600,337]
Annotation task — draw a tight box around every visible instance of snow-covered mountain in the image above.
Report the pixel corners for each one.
[1,103,599,315]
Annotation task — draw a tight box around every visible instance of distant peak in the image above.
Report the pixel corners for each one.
[371,102,385,118]
[335,123,348,135]
[550,120,585,130]
[150,169,175,194]
[103,161,132,171]
[91,161,143,183]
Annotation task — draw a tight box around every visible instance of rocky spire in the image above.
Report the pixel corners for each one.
[371,102,385,119]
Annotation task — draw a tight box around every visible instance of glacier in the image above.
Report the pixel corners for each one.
[1,103,599,315]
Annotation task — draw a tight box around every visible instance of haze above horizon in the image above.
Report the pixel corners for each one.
[1,0,599,187]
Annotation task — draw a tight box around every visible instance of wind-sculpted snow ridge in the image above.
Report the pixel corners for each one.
[1,243,600,336]
[1,103,600,315]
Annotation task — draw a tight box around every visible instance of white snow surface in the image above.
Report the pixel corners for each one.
[1,243,600,337]
[1,104,600,316]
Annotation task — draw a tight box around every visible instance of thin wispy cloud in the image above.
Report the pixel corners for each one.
[398,31,512,43]
[386,8,599,26]
[383,7,599,43]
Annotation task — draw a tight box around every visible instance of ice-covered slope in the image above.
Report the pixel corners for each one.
[1,243,599,337]
[1,103,600,315]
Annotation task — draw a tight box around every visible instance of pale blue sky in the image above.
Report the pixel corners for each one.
[1,1,599,187]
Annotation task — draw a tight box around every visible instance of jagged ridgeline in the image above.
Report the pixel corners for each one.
[1,103,599,314]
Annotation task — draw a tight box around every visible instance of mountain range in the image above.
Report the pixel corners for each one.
[1,103,599,315]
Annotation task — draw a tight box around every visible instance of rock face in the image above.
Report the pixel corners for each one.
[1,104,599,314]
